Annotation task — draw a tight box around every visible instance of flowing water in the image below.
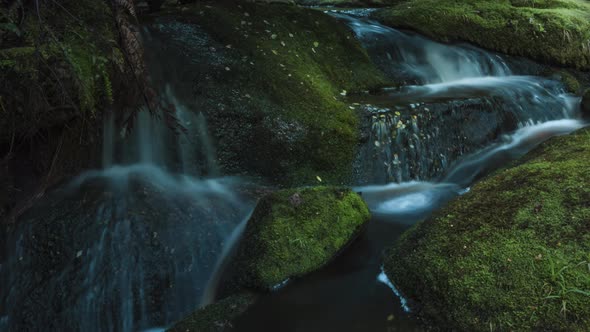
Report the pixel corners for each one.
[0,90,254,331]
[0,10,587,332]
[340,13,580,185]
[227,13,587,332]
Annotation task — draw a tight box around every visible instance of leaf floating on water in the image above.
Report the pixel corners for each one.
[374,141,381,147]
[313,41,320,48]
[289,33,294,38]
[395,111,401,116]
[272,50,278,55]
[271,34,277,39]
[340,90,347,96]
[316,176,322,182]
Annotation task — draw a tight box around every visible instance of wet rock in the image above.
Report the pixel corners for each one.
[144,2,389,186]
[168,292,257,332]
[384,128,590,331]
[0,175,250,331]
[230,186,370,290]
[354,99,512,184]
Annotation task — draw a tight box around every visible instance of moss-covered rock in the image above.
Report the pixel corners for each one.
[150,1,389,186]
[384,128,590,331]
[0,0,122,138]
[372,0,590,70]
[168,293,258,332]
[231,186,370,290]
[582,89,590,118]
[551,70,581,94]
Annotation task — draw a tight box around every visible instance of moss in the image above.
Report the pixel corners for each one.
[0,0,121,140]
[582,89,590,118]
[372,0,590,70]
[167,293,258,332]
[384,128,590,331]
[164,1,389,186]
[551,70,581,94]
[232,186,370,290]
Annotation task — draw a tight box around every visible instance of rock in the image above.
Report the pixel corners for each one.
[0,175,249,331]
[145,2,390,186]
[231,186,370,290]
[372,0,590,70]
[384,128,590,331]
[167,293,258,332]
[582,89,590,119]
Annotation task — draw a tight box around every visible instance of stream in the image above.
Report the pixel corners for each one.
[0,10,587,332]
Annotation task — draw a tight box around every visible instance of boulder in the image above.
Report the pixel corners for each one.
[0,174,250,331]
[231,186,371,290]
[384,128,590,331]
[146,2,389,186]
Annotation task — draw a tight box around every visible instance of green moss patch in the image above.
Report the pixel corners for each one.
[168,293,258,332]
[0,0,122,141]
[232,186,370,290]
[582,89,590,118]
[372,0,590,70]
[164,1,389,185]
[384,128,590,331]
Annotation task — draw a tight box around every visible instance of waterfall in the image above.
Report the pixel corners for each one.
[340,14,582,185]
[1,43,253,332]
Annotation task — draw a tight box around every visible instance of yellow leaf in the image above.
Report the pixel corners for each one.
[316,176,322,182]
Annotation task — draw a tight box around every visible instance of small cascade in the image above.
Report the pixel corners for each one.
[332,12,512,84]
[357,118,586,217]
[342,14,582,185]
[1,68,253,332]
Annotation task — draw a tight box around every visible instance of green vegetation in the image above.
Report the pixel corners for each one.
[372,0,590,70]
[168,293,258,332]
[232,186,370,290]
[0,0,122,141]
[167,1,389,185]
[384,128,590,331]
[582,89,590,118]
[550,70,581,94]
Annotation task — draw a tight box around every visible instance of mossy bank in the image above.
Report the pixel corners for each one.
[149,1,389,186]
[0,1,125,221]
[372,0,590,70]
[384,128,590,331]
[230,186,370,290]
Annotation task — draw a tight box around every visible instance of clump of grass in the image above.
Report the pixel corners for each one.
[384,128,590,331]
